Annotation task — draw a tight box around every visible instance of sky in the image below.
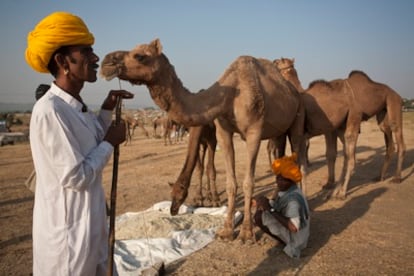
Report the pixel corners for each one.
[1,0,413,109]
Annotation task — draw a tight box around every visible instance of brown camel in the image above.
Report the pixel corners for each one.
[278,60,405,199]
[169,123,220,212]
[100,38,306,242]
[123,115,149,145]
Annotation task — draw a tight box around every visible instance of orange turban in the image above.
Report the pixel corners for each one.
[271,153,302,182]
[25,11,95,73]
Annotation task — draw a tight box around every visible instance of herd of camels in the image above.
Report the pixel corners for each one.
[100,38,405,242]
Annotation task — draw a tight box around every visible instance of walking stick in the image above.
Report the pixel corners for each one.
[107,95,122,276]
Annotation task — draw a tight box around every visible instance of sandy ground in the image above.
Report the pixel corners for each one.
[0,113,413,275]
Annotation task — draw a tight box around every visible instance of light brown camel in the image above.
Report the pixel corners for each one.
[169,123,220,213]
[279,61,405,199]
[267,58,311,167]
[100,38,306,241]
[123,115,149,145]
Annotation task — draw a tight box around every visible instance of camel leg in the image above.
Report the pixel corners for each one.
[376,111,395,181]
[381,96,406,183]
[323,132,338,190]
[332,115,361,199]
[336,129,348,186]
[192,144,206,207]
[266,135,287,170]
[391,124,405,183]
[138,124,149,138]
[286,133,307,195]
[206,136,220,207]
[266,139,275,170]
[305,137,311,167]
[214,121,237,241]
[238,130,262,243]
[285,98,307,195]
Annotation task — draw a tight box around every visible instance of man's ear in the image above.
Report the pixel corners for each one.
[54,53,67,70]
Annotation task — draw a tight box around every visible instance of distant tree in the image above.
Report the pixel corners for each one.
[402,98,414,111]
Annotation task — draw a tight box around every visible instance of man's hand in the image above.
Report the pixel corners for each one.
[252,195,271,211]
[104,120,126,146]
[101,90,134,110]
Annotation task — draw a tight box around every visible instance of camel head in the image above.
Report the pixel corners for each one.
[274,57,295,71]
[273,57,304,92]
[100,38,165,85]
[168,181,188,216]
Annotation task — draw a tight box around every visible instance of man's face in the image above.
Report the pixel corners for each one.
[276,175,293,191]
[65,45,99,83]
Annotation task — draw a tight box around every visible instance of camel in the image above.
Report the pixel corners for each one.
[277,59,405,199]
[100,38,306,242]
[152,114,175,145]
[169,123,220,214]
[267,58,310,167]
[123,115,149,145]
[172,123,187,144]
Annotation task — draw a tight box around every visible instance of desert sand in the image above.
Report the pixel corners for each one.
[1,112,413,275]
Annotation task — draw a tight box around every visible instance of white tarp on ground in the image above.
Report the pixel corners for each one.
[113,201,242,276]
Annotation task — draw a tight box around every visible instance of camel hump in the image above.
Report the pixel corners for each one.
[308,79,332,89]
[348,70,373,81]
[232,55,273,67]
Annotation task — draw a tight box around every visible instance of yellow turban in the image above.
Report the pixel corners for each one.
[25,11,95,73]
[271,153,302,182]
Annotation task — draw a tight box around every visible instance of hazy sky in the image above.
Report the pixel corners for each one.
[1,0,413,109]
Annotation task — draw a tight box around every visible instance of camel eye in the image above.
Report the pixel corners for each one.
[134,54,146,62]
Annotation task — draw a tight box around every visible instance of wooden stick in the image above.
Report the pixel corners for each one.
[107,95,122,276]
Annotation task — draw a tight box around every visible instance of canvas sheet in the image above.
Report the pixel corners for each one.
[113,201,242,275]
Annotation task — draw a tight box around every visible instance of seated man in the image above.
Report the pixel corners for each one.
[253,153,310,258]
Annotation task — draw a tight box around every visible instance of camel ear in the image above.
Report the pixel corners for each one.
[150,38,163,55]
[274,59,280,65]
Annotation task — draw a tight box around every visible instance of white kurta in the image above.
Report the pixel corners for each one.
[30,83,113,276]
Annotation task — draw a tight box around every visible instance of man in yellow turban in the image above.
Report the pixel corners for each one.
[252,154,310,258]
[25,11,95,73]
[25,11,134,276]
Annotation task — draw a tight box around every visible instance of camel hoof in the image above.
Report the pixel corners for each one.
[331,190,346,200]
[216,227,235,241]
[237,229,255,243]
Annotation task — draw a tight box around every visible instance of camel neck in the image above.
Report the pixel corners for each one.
[147,80,230,126]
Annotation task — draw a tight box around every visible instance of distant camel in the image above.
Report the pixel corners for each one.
[169,123,220,213]
[100,38,306,242]
[123,115,149,145]
[152,115,175,145]
[278,60,405,199]
[172,123,187,144]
